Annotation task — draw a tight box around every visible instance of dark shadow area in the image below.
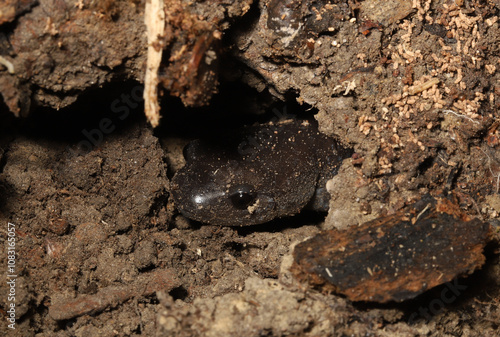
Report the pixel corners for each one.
[169,286,189,301]
[176,209,326,235]
[236,210,327,235]
[155,80,316,141]
[20,81,146,144]
[0,105,18,212]
[1,80,148,160]
[0,179,14,214]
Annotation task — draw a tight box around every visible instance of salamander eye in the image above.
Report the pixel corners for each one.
[229,185,256,210]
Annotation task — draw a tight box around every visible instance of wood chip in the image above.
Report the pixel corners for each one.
[144,0,165,127]
[292,194,492,303]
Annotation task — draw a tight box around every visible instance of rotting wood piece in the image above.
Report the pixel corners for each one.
[49,269,181,321]
[292,194,493,303]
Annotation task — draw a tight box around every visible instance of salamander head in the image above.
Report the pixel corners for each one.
[171,160,277,226]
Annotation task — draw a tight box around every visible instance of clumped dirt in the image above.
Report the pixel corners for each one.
[1,0,500,336]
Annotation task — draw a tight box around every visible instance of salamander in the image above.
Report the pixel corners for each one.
[171,119,352,226]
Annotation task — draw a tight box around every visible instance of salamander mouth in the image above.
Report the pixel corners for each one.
[174,189,277,226]
[218,195,277,226]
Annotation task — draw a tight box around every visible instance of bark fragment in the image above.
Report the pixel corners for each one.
[49,269,180,321]
[292,194,493,303]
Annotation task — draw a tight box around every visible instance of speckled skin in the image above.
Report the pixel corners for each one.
[171,120,352,226]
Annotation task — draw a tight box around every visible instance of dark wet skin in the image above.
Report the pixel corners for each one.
[171,120,353,226]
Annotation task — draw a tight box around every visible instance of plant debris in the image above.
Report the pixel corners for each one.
[49,269,180,321]
[292,194,493,303]
[143,0,165,127]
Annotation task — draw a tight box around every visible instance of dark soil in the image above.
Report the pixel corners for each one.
[1,0,500,336]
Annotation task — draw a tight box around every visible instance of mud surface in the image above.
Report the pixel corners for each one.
[1,0,500,336]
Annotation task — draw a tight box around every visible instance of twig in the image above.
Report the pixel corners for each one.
[49,269,180,320]
[408,77,439,95]
[144,0,165,127]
